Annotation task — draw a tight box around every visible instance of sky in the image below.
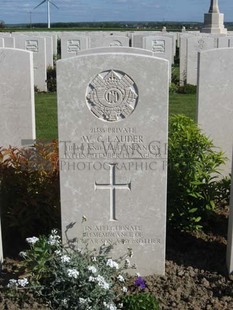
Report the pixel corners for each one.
[0,0,233,25]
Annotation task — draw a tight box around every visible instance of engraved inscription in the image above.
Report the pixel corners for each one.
[197,39,206,50]
[25,40,38,52]
[67,39,81,53]
[152,40,165,53]
[109,40,122,47]
[95,163,131,221]
[86,70,138,122]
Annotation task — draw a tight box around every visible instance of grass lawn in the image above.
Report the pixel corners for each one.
[35,91,197,140]
[169,92,196,121]
[35,92,58,141]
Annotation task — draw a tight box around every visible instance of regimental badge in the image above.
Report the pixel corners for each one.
[86,70,138,122]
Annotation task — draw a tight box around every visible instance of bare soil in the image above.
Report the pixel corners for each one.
[0,205,233,309]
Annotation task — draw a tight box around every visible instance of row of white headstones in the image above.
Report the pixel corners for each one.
[0,34,233,275]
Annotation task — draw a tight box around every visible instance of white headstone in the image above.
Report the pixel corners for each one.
[14,35,47,91]
[0,38,4,47]
[57,50,169,276]
[61,36,89,59]
[77,46,153,56]
[90,35,129,48]
[197,48,233,175]
[143,35,173,73]
[0,48,36,147]
[2,37,15,48]
[227,150,233,274]
[187,36,215,85]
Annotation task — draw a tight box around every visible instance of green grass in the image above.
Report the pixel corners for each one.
[35,91,197,140]
[35,92,58,141]
[169,92,196,121]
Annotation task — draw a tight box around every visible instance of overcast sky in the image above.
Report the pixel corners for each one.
[0,0,233,24]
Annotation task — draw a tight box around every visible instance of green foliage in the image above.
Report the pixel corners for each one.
[7,229,133,310]
[214,175,231,205]
[47,65,56,92]
[0,142,60,255]
[177,83,197,94]
[122,293,160,310]
[169,82,179,94]
[168,115,225,231]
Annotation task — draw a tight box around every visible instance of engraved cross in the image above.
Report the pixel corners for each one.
[94,163,131,221]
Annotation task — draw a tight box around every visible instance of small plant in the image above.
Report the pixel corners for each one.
[7,228,134,310]
[168,114,225,231]
[122,293,159,310]
[177,83,197,94]
[0,141,60,255]
[47,65,56,92]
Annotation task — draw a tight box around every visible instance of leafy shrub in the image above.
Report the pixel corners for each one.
[7,229,133,310]
[122,293,159,310]
[47,65,56,92]
[168,115,225,231]
[177,83,197,94]
[169,82,179,94]
[0,141,60,255]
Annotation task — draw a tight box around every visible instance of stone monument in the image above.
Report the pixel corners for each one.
[201,0,227,34]
[57,49,169,275]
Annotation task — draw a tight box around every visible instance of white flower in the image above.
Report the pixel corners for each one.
[103,302,117,310]
[61,255,71,263]
[118,303,124,309]
[62,299,68,305]
[122,286,128,293]
[89,276,95,282]
[18,278,29,287]
[96,275,109,290]
[88,265,97,274]
[92,256,97,262]
[79,297,86,304]
[67,268,79,278]
[51,229,58,235]
[26,236,39,245]
[106,259,119,269]
[55,249,62,256]
[7,279,18,288]
[19,251,27,258]
[48,234,61,246]
[117,275,125,282]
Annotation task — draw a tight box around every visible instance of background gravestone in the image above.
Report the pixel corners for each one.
[227,149,233,274]
[197,48,233,176]
[57,50,169,275]
[60,36,89,59]
[90,35,129,48]
[143,36,173,64]
[14,35,47,91]
[186,36,215,85]
[0,48,36,147]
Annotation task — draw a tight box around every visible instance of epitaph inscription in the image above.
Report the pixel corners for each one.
[152,40,165,53]
[25,40,39,52]
[86,70,138,122]
[67,40,81,53]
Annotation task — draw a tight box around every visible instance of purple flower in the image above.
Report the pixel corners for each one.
[134,276,146,289]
